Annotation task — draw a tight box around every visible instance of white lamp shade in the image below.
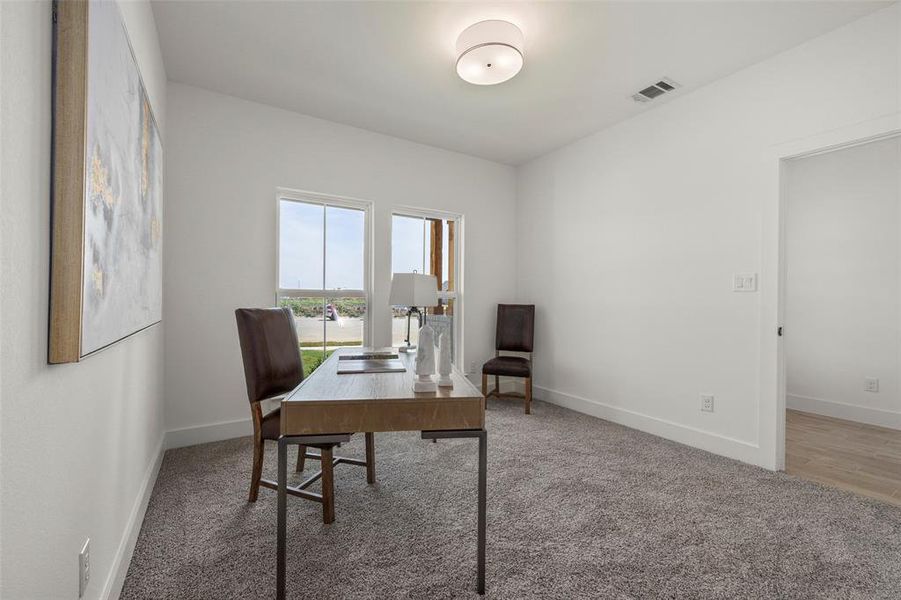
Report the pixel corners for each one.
[389,273,439,307]
[456,20,524,86]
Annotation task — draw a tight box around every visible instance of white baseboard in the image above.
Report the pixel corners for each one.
[787,393,901,430]
[102,434,166,600]
[165,417,252,449]
[534,385,764,467]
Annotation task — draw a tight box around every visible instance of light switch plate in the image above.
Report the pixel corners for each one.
[732,273,757,292]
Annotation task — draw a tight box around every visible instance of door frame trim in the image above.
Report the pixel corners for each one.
[767,113,901,470]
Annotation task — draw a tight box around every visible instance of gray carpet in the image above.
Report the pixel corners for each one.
[121,400,901,599]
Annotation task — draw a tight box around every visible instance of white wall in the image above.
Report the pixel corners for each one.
[163,83,516,443]
[515,4,901,468]
[785,137,901,428]
[0,2,166,598]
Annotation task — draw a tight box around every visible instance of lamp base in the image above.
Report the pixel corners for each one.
[438,375,454,388]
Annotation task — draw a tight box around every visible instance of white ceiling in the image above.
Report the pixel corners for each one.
[152,1,890,165]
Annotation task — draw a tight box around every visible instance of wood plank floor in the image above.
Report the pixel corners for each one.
[786,409,901,507]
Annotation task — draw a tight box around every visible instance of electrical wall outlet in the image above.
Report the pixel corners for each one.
[700,394,715,412]
[865,377,879,393]
[469,360,476,374]
[78,538,91,598]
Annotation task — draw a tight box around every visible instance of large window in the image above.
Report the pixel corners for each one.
[391,211,461,362]
[278,191,370,374]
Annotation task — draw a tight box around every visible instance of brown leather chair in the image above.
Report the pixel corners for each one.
[481,304,535,414]
[235,307,374,523]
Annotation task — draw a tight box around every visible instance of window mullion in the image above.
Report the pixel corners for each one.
[322,205,327,355]
[422,217,427,274]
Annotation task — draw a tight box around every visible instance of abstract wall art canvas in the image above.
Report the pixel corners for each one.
[50,0,162,363]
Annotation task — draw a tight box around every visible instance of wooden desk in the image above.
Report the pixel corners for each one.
[276,349,487,598]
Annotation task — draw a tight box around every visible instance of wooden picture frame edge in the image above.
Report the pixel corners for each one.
[49,0,89,364]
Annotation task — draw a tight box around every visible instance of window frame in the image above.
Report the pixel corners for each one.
[390,206,464,367]
[276,188,374,348]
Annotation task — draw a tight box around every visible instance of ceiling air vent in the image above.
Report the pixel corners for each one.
[632,78,681,103]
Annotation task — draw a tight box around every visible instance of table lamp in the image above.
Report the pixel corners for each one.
[389,273,439,353]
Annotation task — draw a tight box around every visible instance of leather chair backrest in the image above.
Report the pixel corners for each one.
[235,307,304,404]
[496,304,535,353]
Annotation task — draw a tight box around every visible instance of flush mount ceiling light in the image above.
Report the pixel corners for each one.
[456,20,524,86]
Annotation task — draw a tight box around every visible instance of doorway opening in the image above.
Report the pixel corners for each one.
[781,134,901,506]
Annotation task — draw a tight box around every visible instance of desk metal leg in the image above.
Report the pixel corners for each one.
[422,428,488,595]
[477,430,487,594]
[365,432,376,484]
[277,438,287,600]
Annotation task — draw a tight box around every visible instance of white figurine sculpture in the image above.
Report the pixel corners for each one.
[413,322,438,392]
[437,330,453,388]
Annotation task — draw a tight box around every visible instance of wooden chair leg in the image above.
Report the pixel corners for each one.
[482,372,488,397]
[296,444,307,472]
[525,377,532,415]
[494,375,499,395]
[365,432,375,484]
[249,438,264,502]
[321,446,335,524]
